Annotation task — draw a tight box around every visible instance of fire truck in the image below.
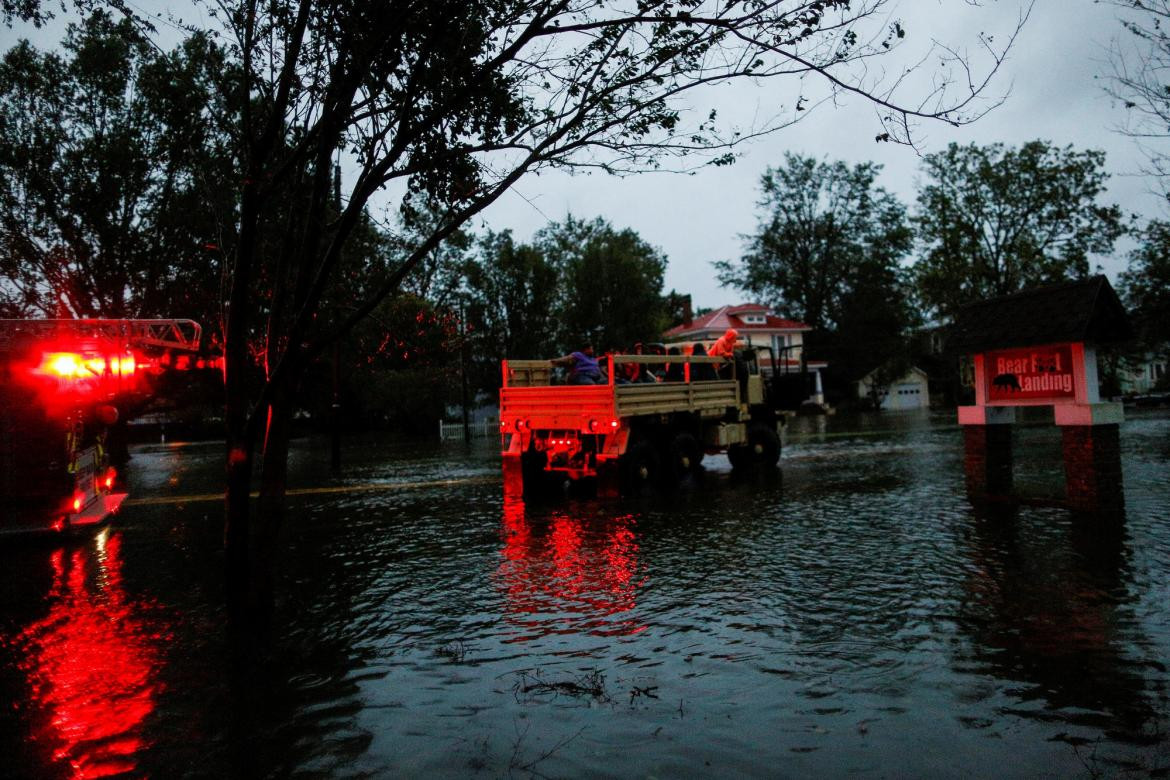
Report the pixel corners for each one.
[499,349,782,495]
[0,319,202,535]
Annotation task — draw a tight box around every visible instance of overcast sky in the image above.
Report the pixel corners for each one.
[466,0,1163,310]
[3,1,1160,312]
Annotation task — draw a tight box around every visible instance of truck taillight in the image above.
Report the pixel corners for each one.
[71,493,84,513]
[103,468,116,490]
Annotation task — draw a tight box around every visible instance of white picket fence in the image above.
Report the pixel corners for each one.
[438,417,500,441]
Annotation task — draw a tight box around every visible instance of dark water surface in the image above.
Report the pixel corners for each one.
[3,410,1170,777]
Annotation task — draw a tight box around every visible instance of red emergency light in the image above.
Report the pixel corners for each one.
[36,350,137,380]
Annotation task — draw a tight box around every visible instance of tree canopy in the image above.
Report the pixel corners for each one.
[0,11,236,321]
[1107,0,1170,201]
[538,215,670,353]
[1119,220,1170,360]
[715,153,913,330]
[913,141,1124,319]
[463,228,560,388]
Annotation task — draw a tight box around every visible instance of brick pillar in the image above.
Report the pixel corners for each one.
[1062,424,1124,514]
[963,424,1013,501]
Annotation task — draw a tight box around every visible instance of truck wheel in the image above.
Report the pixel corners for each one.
[667,432,702,482]
[747,424,780,466]
[620,441,659,495]
[727,443,751,470]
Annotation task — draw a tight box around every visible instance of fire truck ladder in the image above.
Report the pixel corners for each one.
[0,319,202,352]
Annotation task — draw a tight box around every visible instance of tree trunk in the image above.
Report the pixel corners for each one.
[224,433,253,619]
[252,383,294,620]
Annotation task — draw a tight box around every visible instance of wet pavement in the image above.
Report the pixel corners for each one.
[2,409,1169,777]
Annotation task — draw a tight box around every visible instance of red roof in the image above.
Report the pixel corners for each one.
[663,304,811,339]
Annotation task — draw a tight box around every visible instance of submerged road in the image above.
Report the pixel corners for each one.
[2,409,1168,778]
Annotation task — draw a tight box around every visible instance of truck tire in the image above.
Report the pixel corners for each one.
[666,432,702,482]
[747,423,780,466]
[620,441,659,495]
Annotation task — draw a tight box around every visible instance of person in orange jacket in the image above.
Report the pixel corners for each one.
[708,328,738,378]
[709,328,738,359]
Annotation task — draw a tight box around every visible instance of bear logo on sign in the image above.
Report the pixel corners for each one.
[992,373,1021,392]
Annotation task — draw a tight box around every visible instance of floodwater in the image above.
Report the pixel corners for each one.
[2,410,1169,778]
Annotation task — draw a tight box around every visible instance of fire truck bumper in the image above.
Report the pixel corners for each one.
[69,492,129,527]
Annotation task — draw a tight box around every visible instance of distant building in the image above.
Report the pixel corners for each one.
[1119,351,1168,394]
[856,366,931,411]
[663,303,828,405]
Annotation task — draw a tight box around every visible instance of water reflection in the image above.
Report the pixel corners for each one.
[496,494,646,639]
[14,531,165,778]
[957,508,1160,743]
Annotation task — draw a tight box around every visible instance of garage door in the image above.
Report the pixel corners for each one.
[886,383,924,410]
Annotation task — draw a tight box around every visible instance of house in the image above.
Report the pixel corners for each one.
[662,303,828,405]
[856,366,931,411]
[1119,351,1168,395]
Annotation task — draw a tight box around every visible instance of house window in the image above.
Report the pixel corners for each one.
[742,314,766,324]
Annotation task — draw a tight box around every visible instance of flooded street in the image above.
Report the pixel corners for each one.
[3,410,1170,777]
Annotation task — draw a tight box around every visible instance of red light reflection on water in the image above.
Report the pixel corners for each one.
[16,532,165,778]
[497,494,646,639]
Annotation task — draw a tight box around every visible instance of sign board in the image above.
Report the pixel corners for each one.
[985,344,1075,402]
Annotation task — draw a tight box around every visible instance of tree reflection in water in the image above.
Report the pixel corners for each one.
[14,530,165,778]
[497,491,646,640]
[958,508,1163,746]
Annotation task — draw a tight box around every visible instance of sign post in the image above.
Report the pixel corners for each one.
[950,277,1131,514]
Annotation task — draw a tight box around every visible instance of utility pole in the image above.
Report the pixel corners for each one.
[460,296,471,444]
[331,161,343,473]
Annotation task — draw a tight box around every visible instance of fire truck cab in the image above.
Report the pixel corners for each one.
[0,319,202,535]
[499,350,782,495]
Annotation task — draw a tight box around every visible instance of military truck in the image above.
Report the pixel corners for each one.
[499,350,782,495]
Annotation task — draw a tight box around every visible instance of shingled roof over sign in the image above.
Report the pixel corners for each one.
[948,276,1133,354]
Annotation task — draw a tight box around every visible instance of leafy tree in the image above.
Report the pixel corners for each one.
[0,11,236,323]
[2,1,1026,610]
[346,293,462,433]
[662,291,694,331]
[714,154,913,330]
[913,141,1124,318]
[463,229,560,392]
[394,193,472,307]
[814,260,919,406]
[538,216,669,353]
[1119,220,1170,368]
[1106,0,1170,201]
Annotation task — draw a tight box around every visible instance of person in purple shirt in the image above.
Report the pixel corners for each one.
[552,344,604,384]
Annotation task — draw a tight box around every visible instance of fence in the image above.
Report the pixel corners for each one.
[439,417,500,441]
